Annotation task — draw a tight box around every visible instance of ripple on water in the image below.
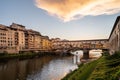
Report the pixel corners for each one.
[27,57,78,80]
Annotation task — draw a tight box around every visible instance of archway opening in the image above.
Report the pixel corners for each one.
[89,49,102,58]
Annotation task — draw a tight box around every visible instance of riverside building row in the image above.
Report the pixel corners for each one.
[0,16,120,54]
[0,23,52,54]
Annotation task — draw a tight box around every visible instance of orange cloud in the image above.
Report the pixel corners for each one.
[35,0,120,22]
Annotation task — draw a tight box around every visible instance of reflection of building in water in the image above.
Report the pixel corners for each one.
[0,56,54,80]
[0,61,18,80]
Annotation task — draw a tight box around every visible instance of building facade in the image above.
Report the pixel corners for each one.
[0,23,52,54]
[41,36,52,51]
[25,29,42,50]
[0,24,16,53]
[10,23,26,52]
[51,38,108,50]
[1,16,120,54]
[109,16,120,54]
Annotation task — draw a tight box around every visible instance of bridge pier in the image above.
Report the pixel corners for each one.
[83,49,89,59]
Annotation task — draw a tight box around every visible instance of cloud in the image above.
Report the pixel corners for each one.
[35,0,120,22]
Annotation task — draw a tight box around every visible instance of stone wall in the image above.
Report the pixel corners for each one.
[109,16,120,55]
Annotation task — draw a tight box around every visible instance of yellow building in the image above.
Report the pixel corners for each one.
[0,24,16,53]
[0,23,52,53]
[41,36,52,51]
[25,29,42,50]
[10,23,25,52]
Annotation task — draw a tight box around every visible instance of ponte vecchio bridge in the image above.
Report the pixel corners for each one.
[52,39,109,58]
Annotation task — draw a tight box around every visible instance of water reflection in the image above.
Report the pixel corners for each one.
[0,50,102,80]
[0,56,78,80]
[27,57,78,80]
[0,56,54,80]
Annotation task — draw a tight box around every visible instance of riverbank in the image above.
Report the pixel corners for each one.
[62,58,99,80]
[0,55,77,80]
[62,51,120,80]
[0,51,72,60]
[0,52,57,60]
[88,51,120,80]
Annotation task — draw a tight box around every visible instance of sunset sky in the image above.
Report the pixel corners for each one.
[0,0,120,40]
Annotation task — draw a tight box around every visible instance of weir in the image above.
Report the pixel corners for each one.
[73,52,81,64]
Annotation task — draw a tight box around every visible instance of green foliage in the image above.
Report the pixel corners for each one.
[88,51,120,80]
[102,51,110,56]
[63,51,120,80]
[0,52,37,59]
[106,51,120,60]
[62,60,98,80]
[0,51,8,56]
[113,69,120,80]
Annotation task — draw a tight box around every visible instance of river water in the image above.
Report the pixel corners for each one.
[0,56,78,80]
[0,50,102,80]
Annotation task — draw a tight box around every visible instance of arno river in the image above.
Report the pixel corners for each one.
[0,50,102,80]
